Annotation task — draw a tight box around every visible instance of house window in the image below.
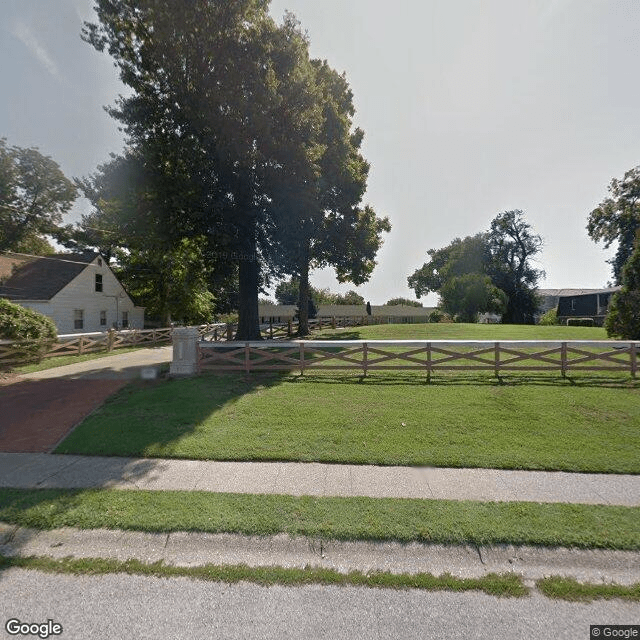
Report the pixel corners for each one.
[97,258,103,267]
[74,309,84,330]
[95,273,103,292]
[122,311,129,328]
[100,310,107,327]
[571,299,576,311]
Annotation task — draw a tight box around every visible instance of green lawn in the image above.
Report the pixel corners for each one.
[1,489,638,549]
[313,322,609,341]
[54,370,640,473]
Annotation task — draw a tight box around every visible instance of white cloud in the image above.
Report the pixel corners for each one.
[13,21,59,77]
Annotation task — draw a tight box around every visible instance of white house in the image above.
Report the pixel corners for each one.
[0,251,144,333]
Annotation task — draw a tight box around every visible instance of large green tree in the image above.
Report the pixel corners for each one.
[587,166,640,284]
[408,211,543,323]
[0,139,76,253]
[275,59,389,335]
[83,1,322,339]
[485,210,543,324]
[68,152,220,325]
[604,237,640,339]
[408,234,505,322]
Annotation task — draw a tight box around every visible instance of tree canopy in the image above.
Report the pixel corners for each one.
[82,1,388,337]
[604,238,640,339]
[385,298,423,307]
[83,0,325,338]
[408,211,543,323]
[587,166,640,284]
[0,138,76,253]
[274,277,364,306]
[485,210,543,323]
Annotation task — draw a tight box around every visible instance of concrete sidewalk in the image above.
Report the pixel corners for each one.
[19,345,173,380]
[1,453,638,506]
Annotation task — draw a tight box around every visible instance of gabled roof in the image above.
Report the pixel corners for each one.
[537,287,620,298]
[0,251,99,301]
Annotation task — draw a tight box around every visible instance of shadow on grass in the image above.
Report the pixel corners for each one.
[283,371,639,389]
[53,372,290,458]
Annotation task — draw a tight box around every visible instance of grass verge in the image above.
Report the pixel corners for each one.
[1,489,639,549]
[0,554,527,597]
[536,576,640,602]
[13,345,157,373]
[54,372,640,473]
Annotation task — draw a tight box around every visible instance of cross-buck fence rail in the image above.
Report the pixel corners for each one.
[198,340,638,378]
[0,315,369,367]
[0,323,224,366]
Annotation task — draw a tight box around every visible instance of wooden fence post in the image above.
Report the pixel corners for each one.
[362,342,368,377]
[426,342,432,383]
[226,323,233,341]
[331,316,336,329]
[269,319,273,339]
[494,342,500,378]
[561,342,567,378]
[78,336,85,355]
[288,320,292,337]
[631,343,637,379]
[107,329,115,352]
[244,343,250,373]
[300,342,305,376]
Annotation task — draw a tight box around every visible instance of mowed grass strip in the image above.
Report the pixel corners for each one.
[0,555,527,597]
[1,489,639,549]
[536,576,640,602]
[54,372,640,473]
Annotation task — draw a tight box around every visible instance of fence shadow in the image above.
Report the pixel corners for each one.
[280,371,638,389]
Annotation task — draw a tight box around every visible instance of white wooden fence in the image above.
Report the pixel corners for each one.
[198,340,638,378]
[0,323,225,366]
[0,316,362,367]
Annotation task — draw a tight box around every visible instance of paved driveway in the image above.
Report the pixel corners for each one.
[0,346,173,452]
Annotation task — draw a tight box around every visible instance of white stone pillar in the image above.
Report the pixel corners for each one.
[169,327,200,376]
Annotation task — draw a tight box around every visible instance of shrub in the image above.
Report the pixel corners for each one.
[538,308,558,325]
[605,242,640,340]
[566,317,595,327]
[429,310,442,323]
[0,299,57,365]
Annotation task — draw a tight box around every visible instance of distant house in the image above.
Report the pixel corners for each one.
[555,288,620,326]
[0,252,144,334]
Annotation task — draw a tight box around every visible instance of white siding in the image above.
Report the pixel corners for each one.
[18,256,144,334]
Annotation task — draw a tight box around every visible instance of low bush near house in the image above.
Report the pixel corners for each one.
[0,299,57,365]
[538,308,558,326]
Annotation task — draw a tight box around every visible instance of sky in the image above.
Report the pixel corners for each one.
[1,0,639,307]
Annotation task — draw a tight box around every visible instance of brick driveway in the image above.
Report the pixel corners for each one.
[0,376,127,452]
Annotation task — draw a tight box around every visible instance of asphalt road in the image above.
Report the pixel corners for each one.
[1,570,638,640]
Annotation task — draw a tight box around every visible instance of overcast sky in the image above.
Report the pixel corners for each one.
[2,0,639,306]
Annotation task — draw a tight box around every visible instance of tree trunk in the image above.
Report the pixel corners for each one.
[297,244,311,337]
[235,227,262,341]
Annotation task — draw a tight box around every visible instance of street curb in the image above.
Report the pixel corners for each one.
[1,524,639,585]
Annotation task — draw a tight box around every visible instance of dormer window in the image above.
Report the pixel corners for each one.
[95,273,103,292]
